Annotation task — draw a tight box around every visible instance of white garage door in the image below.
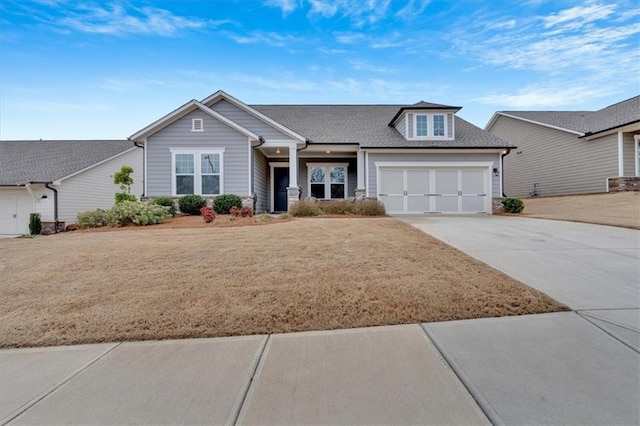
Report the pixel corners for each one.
[378,167,490,214]
[0,191,35,235]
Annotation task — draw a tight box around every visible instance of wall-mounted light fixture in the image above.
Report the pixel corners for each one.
[493,167,499,177]
[41,194,48,199]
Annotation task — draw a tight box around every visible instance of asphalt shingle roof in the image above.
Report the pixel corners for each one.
[500,95,639,135]
[0,140,135,186]
[252,104,512,148]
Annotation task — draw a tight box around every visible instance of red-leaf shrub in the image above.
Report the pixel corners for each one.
[200,206,215,223]
[230,206,253,218]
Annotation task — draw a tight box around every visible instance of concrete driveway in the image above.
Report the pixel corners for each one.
[397,215,640,311]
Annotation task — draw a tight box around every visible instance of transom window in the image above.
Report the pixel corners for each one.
[308,164,348,199]
[171,149,224,196]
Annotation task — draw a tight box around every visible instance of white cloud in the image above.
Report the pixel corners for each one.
[348,59,391,73]
[308,0,391,26]
[309,0,339,17]
[317,47,348,54]
[52,3,226,36]
[264,0,301,16]
[396,0,430,20]
[486,19,517,30]
[334,31,365,44]
[475,83,617,108]
[227,31,304,47]
[542,3,615,29]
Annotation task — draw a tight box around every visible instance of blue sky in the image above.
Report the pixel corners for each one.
[1,0,638,140]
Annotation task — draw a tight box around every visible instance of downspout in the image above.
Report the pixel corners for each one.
[45,183,59,233]
[130,138,145,197]
[295,139,310,198]
[250,136,266,211]
[501,149,511,197]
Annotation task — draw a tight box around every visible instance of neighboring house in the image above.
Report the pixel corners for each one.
[130,90,513,215]
[0,140,143,235]
[485,95,640,197]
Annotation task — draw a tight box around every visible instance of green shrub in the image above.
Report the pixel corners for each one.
[353,199,386,216]
[319,199,355,215]
[77,209,109,228]
[153,197,177,216]
[115,193,137,204]
[213,194,242,214]
[259,214,272,223]
[107,201,171,226]
[289,199,322,217]
[29,213,42,235]
[178,195,207,215]
[502,197,525,213]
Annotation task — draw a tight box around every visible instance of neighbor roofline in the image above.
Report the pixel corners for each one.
[579,119,640,139]
[488,112,585,136]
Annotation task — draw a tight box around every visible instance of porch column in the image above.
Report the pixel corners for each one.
[355,149,366,200]
[617,131,624,176]
[287,144,301,209]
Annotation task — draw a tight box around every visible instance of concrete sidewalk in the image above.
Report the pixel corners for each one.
[2,315,639,425]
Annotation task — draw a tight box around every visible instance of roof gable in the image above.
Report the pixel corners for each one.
[129,100,259,141]
[0,140,136,186]
[201,90,306,142]
[388,101,462,126]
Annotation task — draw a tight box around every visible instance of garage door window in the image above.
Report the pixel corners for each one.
[308,164,348,199]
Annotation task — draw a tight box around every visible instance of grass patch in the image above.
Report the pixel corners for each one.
[0,218,568,348]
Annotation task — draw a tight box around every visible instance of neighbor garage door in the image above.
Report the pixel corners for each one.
[0,190,35,235]
[378,166,490,214]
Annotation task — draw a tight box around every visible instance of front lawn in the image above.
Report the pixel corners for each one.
[0,218,567,348]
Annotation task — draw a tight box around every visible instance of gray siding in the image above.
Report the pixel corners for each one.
[210,100,292,140]
[623,133,637,176]
[407,113,414,137]
[58,148,143,224]
[366,152,500,198]
[253,149,268,213]
[491,115,618,196]
[147,110,250,197]
[447,113,453,138]
[396,115,407,138]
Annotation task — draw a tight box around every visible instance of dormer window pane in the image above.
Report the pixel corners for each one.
[416,115,428,137]
[434,115,445,136]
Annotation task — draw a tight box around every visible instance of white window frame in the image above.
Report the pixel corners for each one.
[191,118,204,132]
[635,135,640,176]
[410,112,449,140]
[170,148,225,196]
[433,114,445,137]
[307,163,349,199]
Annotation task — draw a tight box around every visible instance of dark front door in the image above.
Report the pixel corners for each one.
[274,167,289,212]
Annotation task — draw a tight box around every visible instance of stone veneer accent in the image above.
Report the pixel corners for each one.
[492,198,504,214]
[608,177,640,192]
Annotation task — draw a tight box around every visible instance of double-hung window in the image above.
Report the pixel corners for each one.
[415,115,428,137]
[433,115,445,136]
[171,149,224,196]
[308,163,348,199]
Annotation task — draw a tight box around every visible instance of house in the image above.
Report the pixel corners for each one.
[130,90,513,215]
[485,95,640,197]
[0,140,142,236]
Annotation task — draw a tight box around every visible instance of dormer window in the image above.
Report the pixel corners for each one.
[409,113,450,139]
[191,118,204,132]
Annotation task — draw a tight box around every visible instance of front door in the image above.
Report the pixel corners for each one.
[273,167,289,212]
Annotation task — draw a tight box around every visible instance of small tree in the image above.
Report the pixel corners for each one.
[29,213,42,235]
[114,165,136,203]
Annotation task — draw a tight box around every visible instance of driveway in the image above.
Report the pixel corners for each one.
[397,215,640,311]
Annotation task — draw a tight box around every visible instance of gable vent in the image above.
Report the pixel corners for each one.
[191,118,204,132]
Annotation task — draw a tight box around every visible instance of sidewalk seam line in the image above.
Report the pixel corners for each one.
[575,312,640,354]
[1,342,122,426]
[225,334,270,426]
[419,323,505,426]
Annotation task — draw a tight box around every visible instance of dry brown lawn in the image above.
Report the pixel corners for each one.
[0,218,567,348]
[519,192,640,229]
